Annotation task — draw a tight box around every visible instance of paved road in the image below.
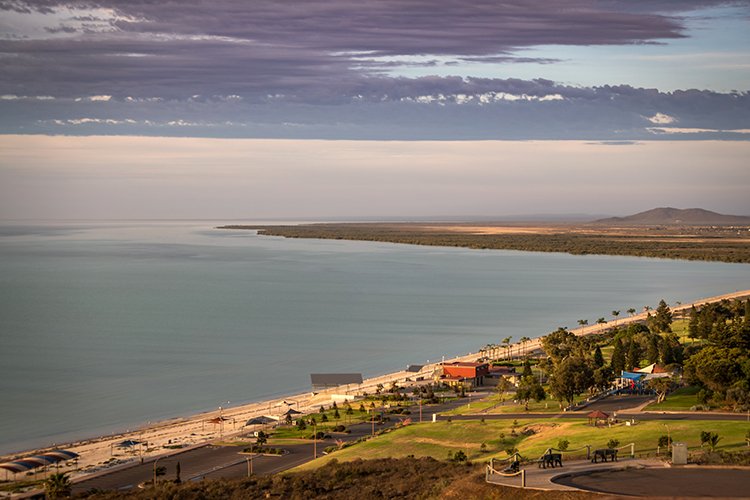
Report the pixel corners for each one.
[72,397,469,493]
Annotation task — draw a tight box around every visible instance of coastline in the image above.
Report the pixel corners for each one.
[3,288,749,482]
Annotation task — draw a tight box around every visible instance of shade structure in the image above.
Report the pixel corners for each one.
[116,439,142,448]
[0,449,79,475]
[245,416,276,426]
[587,410,609,419]
[282,408,302,418]
[207,416,230,424]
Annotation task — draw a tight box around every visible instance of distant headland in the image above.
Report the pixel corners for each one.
[220,208,750,264]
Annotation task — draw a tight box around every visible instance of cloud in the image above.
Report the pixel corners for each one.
[0,0,705,101]
[648,112,677,124]
[0,1,748,140]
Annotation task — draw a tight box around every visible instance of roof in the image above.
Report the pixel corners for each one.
[406,364,424,373]
[587,410,609,419]
[310,373,363,388]
[445,361,486,368]
[245,416,276,426]
[620,371,645,380]
[0,450,79,474]
[635,363,670,374]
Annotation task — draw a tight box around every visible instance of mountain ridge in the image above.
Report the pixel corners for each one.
[594,207,750,225]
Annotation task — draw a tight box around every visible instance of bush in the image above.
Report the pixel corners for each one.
[658,435,672,448]
[557,439,569,451]
[607,439,620,449]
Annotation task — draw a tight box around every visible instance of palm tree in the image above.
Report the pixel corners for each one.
[577,319,588,331]
[502,337,512,360]
[45,472,72,499]
[627,308,636,316]
[612,310,620,325]
[520,336,531,357]
[596,317,607,331]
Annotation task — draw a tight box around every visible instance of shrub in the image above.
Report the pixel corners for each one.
[607,439,620,449]
[557,439,569,451]
[658,435,672,448]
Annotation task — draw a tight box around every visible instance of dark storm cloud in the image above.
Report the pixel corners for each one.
[0,0,699,100]
[1,0,748,139]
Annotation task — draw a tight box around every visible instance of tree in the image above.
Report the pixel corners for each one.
[592,366,614,391]
[646,335,661,364]
[612,311,620,325]
[647,376,673,403]
[502,336,512,360]
[557,439,569,451]
[593,346,604,368]
[596,317,607,330]
[256,430,268,446]
[610,338,625,374]
[522,359,533,378]
[496,376,511,402]
[627,308,636,316]
[625,338,642,371]
[548,356,593,407]
[652,299,673,332]
[607,439,620,449]
[520,336,531,357]
[700,431,721,451]
[175,461,181,483]
[542,327,580,363]
[44,472,72,499]
[658,435,672,448]
[516,375,546,410]
[577,319,589,331]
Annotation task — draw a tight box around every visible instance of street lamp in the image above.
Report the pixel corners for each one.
[663,424,671,452]
[152,456,161,485]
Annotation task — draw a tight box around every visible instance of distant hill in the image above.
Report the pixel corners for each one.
[594,207,750,225]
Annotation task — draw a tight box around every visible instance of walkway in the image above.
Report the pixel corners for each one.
[486,457,664,491]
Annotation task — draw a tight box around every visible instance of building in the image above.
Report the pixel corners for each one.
[437,361,490,387]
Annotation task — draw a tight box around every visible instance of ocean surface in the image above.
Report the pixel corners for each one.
[1,221,749,454]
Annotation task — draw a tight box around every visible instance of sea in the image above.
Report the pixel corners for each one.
[1,221,749,454]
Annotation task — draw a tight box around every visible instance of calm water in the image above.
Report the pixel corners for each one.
[1,221,749,454]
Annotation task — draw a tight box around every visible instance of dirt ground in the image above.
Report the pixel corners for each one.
[554,467,750,498]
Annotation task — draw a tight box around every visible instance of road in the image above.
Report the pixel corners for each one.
[71,397,469,494]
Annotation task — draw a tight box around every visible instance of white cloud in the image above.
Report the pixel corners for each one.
[648,113,676,124]
[647,127,750,135]
[401,92,565,105]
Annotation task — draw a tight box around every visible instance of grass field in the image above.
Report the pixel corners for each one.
[644,386,701,411]
[292,418,750,472]
[442,394,561,415]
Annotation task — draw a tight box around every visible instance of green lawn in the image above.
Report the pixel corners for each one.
[644,386,701,411]
[292,418,750,472]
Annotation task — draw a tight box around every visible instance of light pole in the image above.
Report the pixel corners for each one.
[152,456,161,485]
[663,424,671,452]
[312,420,317,459]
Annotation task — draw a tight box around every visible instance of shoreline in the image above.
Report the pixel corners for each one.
[3,288,749,481]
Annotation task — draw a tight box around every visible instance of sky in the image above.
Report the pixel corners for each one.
[1,0,749,219]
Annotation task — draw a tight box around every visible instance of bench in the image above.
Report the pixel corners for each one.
[591,448,618,463]
[538,452,563,468]
[502,460,520,474]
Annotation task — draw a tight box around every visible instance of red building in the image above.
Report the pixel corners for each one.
[439,361,490,387]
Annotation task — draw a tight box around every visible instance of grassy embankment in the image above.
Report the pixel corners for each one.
[292,419,750,472]
[223,223,750,264]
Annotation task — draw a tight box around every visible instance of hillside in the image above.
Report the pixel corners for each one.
[594,207,750,225]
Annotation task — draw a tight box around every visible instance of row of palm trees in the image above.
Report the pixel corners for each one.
[481,301,682,363]
[478,335,533,361]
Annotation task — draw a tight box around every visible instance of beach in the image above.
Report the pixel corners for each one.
[4,287,748,483]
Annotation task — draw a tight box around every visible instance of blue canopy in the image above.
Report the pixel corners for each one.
[621,371,644,380]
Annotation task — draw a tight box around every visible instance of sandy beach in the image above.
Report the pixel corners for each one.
[2,288,749,483]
